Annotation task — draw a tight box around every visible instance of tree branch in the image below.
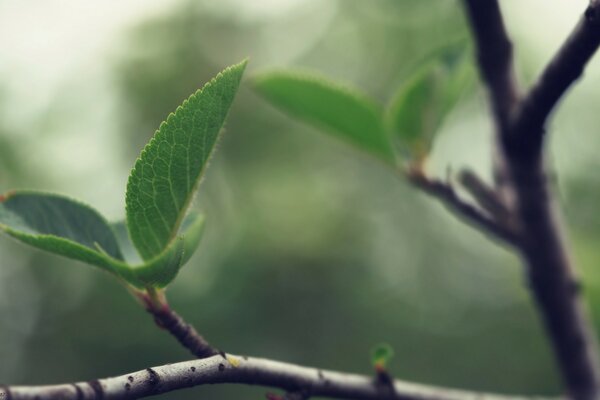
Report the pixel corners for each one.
[406,169,519,247]
[508,0,600,161]
[460,0,520,198]
[0,354,552,400]
[134,289,218,359]
[458,169,511,222]
[461,1,600,399]
[461,0,519,132]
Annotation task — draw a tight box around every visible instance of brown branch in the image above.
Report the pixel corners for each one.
[462,1,600,399]
[458,169,511,222]
[507,0,600,162]
[138,289,218,359]
[0,354,553,400]
[461,0,519,131]
[510,160,600,400]
[460,0,520,199]
[406,169,519,247]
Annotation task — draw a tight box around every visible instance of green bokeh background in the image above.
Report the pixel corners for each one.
[1,1,600,398]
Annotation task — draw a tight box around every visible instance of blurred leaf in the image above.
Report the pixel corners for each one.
[253,71,396,164]
[126,60,247,261]
[386,41,472,159]
[371,342,394,369]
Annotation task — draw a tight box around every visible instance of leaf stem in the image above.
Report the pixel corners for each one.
[404,168,519,247]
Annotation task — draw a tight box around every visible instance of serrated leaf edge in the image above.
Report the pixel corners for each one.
[125,59,247,260]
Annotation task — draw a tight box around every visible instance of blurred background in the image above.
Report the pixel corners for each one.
[1,0,600,398]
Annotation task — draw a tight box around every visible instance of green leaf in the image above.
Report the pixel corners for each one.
[253,70,395,164]
[0,190,125,272]
[0,191,205,288]
[127,212,206,287]
[126,60,247,261]
[386,41,472,159]
[111,220,142,264]
[371,343,394,368]
[179,211,206,266]
[115,211,206,287]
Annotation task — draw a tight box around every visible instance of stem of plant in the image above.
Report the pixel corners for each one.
[137,287,218,359]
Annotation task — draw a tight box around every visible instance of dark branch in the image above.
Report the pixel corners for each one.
[461,0,519,131]
[461,1,600,399]
[461,0,519,196]
[503,3,600,399]
[0,354,552,400]
[458,169,511,222]
[507,1,600,161]
[406,170,519,247]
[139,290,218,359]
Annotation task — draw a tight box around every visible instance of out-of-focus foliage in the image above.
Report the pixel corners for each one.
[254,40,474,167]
[3,1,600,400]
[253,71,395,163]
[371,343,394,370]
[385,41,473,160]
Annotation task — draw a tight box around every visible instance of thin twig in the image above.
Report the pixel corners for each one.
[458,169,511,222]
[0,354,553,400]
[406,169,519,247]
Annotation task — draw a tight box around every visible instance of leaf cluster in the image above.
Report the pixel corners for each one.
[0,60,247,290]
[253,40,473,169]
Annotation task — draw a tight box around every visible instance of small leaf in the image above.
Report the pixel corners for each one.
[386,41,473,160]
[0,191,206,288]
[253,70,395,164]
[371,343,394,370]
[0,190,124,272]
[126,60,247,261]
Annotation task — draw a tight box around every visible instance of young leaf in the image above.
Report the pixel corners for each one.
[111,213,204,287]
[0,191,206,288]
[371,343,394,371]
[0,190,125,272]
[111,220,142,264]
[253,71,395,164]
[126,60,247,261]
[386,42,472,161]
[125,212,206,288]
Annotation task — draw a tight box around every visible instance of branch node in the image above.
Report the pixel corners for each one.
[406,168,519,246]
